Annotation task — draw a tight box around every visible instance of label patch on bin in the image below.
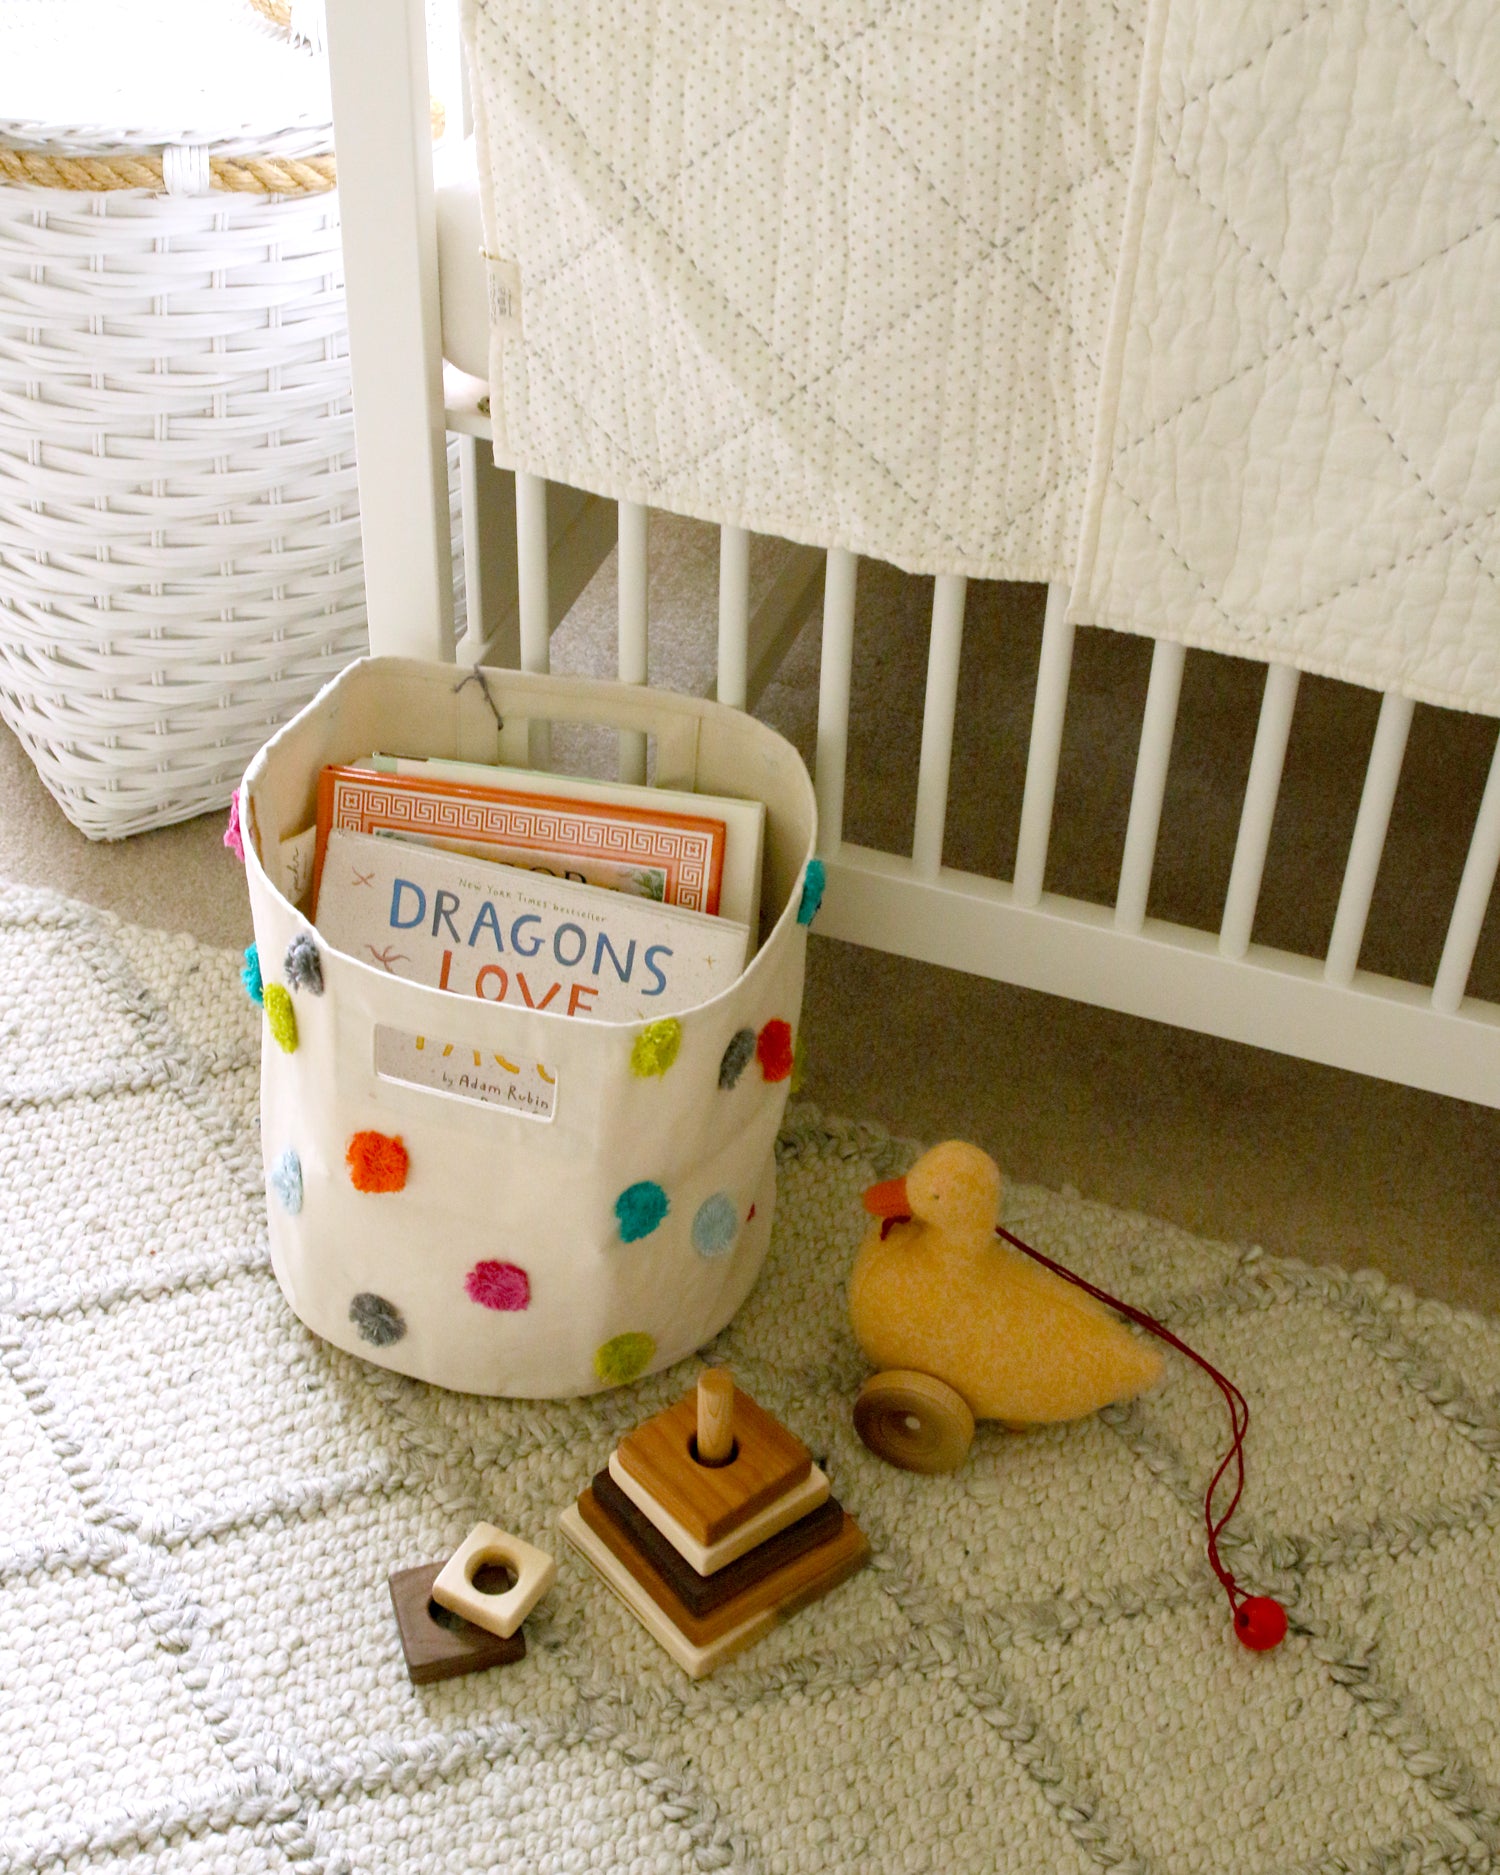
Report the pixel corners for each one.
[374,1025,556,1122]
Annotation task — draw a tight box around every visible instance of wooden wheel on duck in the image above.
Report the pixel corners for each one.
[853,1370,975,1473]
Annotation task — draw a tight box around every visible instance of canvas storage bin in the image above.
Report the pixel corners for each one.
[241,656,818,1398]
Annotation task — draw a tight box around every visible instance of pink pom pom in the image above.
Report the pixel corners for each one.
[223,791,245,861]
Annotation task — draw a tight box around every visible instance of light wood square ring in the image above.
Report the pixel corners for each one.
[431,1524,557,1638]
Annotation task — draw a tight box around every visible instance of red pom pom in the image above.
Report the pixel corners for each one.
[1234,1596,1287,1651]
[756,1019,794,1082]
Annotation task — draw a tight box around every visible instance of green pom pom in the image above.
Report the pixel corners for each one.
[263,982,298,1053]
[629,1018,682,1078]
[593,1331,656,1387]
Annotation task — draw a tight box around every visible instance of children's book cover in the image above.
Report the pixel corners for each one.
[317,828,749,1022]
[367,754,766,933]
[311,764,733,922]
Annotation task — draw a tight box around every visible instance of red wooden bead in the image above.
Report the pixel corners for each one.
[1234,1596,1287,1651]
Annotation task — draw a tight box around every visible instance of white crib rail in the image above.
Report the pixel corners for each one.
[487,483,1499,1108]
[496,491,1499,1111]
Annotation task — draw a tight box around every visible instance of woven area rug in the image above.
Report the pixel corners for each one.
[4,883,1500,1875]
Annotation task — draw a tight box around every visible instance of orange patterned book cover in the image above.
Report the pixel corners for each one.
[310,765,727,920]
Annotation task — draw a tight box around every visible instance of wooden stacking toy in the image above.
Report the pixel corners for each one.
[388,1523,556,1685]
[560,1368,869,1677]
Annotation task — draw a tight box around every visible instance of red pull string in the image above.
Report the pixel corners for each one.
[994,1223,1287,1652]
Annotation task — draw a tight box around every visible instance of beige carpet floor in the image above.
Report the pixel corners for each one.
[3,516,1498,1314]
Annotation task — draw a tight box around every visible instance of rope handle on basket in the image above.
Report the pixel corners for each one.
[0,146,339,196]
[994,1223,1288,1653]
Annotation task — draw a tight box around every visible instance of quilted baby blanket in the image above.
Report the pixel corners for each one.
[466,0,1500,712]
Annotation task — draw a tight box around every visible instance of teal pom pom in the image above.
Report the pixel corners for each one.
[241,943,263,1006]
[615,1180,670,1243]
[797,857,826,927]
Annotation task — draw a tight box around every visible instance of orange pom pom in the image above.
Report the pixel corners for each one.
[346,1130,409,1193]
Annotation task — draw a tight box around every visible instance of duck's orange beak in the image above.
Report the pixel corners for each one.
[862,1176,911,1219]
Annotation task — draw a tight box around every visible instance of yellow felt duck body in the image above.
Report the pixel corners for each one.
[849,1142,1163,1465]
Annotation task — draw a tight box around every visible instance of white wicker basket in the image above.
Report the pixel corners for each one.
[0,0,459,839]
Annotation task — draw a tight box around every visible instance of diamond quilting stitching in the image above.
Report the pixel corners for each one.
[506,0,916,300]
[1394,0,1500,150]
[491,12,976,558]
[1100,0,1500,640]
[477,0,1141,577]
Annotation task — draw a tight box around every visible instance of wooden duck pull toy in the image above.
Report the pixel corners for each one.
[696,1368,736,1466]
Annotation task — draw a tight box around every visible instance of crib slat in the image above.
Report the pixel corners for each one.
[1323,690,1414,987]
[516,470,551,765]
[1432,727,1500,1015]
[1012,582,1074,908]
[1219,662,1300,959]
[912,575,968,880]
[716,524,751,711]
[1115,639,1186,932]
[617,499,649,784]
[815,549,859,855]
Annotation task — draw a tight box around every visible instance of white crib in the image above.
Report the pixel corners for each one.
[318,0,1500,1112]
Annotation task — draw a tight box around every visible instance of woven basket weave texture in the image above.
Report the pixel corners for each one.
[0,0,460,839]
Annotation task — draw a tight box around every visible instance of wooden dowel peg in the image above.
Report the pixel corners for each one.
[696,1368,736,1466]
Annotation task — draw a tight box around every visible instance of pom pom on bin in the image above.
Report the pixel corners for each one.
[284,932,324,995]
[223,792,245,861]
[594,1331,656,1387]
[796,858,826,927]
[756,1019,794,1083]
[718,1028,755,1090]
[241,943,263,1006]
[263,982,298,1053]
[465,1261,531,1311]
[692,1192,740,1258]
[350,1292,407,1347]
[616,1181,670,1243]
[269,1148,303,1215]
[347,1130,409,1193]
[630,1019,682,1079]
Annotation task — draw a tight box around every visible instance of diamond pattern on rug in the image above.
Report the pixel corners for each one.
[1326,1529,1500,1799]
[0,1359,86,1557]
[0,1089,262,1310]
[0,1558,233,1847]
[1074,0,1500,711]
[686,1663,1105,1875]
[309,1735,723,1875]
[1127,1281,1495,1539]
[3,885,1499,1873]
[1003,1599,1470,1875]
[23,1271,401,1537]
[167,1487,582,1762]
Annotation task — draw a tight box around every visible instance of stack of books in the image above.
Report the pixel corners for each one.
[301,753,765,1027]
